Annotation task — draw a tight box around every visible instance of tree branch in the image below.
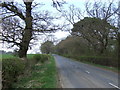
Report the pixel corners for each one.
[1,2,25,20]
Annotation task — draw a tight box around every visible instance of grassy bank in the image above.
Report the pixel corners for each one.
[12,55,57,88]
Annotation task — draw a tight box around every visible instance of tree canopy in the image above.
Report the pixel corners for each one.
[72,17,116,54]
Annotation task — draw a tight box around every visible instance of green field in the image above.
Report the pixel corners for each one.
[1,54,36,59]
[1,54,15,59]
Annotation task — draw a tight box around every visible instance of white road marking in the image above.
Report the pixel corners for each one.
[58,74,63,88]
[86,71,90,74]
[61,82,64,88]
[109,83,120,89]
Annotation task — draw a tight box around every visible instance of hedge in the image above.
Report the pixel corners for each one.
[63,55,118,68]
[33,54,50,63]
[77,56,118,67]
[2,58,25,88]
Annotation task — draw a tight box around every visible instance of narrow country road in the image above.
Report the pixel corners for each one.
[53,54,119,88]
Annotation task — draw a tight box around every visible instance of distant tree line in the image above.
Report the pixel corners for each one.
[0,50,13,54]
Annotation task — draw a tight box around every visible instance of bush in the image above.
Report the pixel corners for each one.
[33,54,50,63]
[33,54,41,62]
[2,58,25,88]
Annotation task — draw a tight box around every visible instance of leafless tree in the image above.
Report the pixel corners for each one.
[0,0,65,59]
[85,0,119,39]
[85,0,118,20]
[61,4,84,25]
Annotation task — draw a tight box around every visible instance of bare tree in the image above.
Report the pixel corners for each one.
[0,0,65,59]
[85,0,119,39]
[61,4,84,25]
[85,0,118,20]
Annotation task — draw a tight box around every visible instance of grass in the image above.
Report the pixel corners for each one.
[27,54,36,59]
[1,54,16,59]
[12,55,57,88]
[1,54,36,59]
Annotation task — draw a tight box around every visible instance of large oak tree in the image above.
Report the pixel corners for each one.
[0,0,64,59]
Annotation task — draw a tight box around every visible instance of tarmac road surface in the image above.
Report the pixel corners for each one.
[53,54,119,89]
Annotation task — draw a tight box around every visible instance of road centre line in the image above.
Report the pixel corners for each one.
[109,83,120,89]
[86,71,90,74]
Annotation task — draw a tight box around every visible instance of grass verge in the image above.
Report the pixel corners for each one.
[13,55,57,88]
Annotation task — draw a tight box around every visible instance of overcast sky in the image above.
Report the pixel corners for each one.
[1,0,118,54]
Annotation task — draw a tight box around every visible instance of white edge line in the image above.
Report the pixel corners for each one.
[59,76,63,88]
[109,83,120,89]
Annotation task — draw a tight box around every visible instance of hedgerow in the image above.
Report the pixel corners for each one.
[33,54,50,63]
[2,58,25,88]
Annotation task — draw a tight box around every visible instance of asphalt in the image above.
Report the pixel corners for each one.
[53,54,119,89]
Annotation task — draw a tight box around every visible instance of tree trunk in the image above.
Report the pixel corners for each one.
[18,28,32,58]
[18,2,33,58]
[100,42,107,55]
